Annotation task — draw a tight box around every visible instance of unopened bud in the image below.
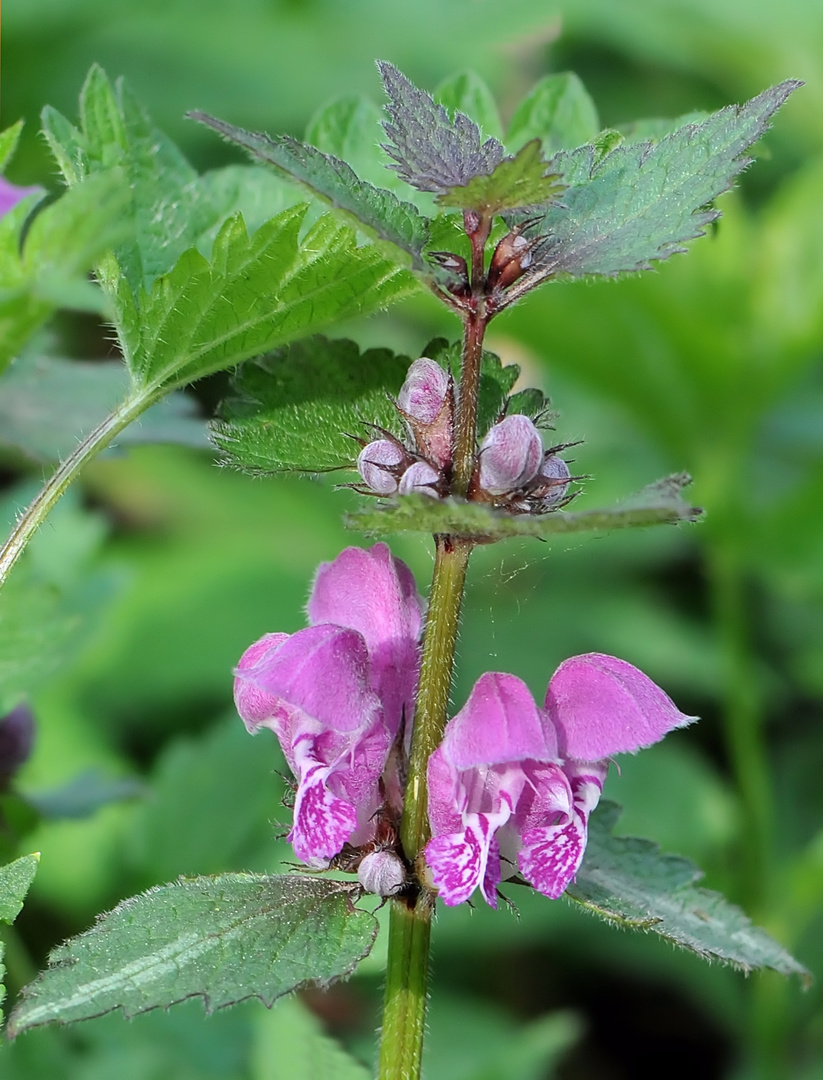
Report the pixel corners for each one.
[398,460,440,498]
[357,850,407,896]
[357,439,406,494]
[479,415,543,495]
[0,703,35,787]
[538,455,571,506]
[398,358,450,425]
[487,231,533,291]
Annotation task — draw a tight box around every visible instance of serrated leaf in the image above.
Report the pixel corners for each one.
[566,803,809,980]
[0,170,130,374]
[8,874,378,1036]
[438,140,565,213]
[0,121,25,173]
[435,72,503,143]
[189,111,429,270]
[505,80,801,299]
[0,355,208,463]
[0,854,39,1027]
[346,474,701,541]
[377,61,504,194]
[506,386,554,425]
[124,207,415,395]
[425,337,518,438]
[252,995,371,1080]
[212,337,410,474]
[507,73,600,155]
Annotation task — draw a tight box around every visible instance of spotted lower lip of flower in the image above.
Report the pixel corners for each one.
[234,544,424,865]
[425,657,696,907]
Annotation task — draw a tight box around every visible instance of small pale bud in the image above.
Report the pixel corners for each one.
[539,455,571,506]
[398,358,449,425]
[487,231,533,290]
[357,850,407,896]
[398,460,440,498]
[479,415,543,495]
[357,439,405,494]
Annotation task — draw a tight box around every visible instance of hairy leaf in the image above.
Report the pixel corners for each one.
[504,80,801,301]
[0,854,39,1027]
[377,61,504,194]
[435,71,503,142]
[189,111,429,269]
[8,874,378,1035]
[305,95,399,190]
[346,474,701,541]
[0,355,207,463]
[566,803,810,979]
[507,73,600,154]
[212,337,410,474]
[123,207,415,395]
[438,140,565,213]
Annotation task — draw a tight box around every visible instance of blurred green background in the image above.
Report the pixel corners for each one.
[2,1,823,1078]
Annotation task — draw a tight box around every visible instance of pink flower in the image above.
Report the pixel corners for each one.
[426,657,695,907]
[0,177,42,218]
[234,544,423,865]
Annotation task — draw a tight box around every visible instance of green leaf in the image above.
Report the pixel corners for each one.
[506,73,600,154]
[125,208,416,395]
[25,771,143,821]
[0,355,208,463]
[189,111,430,270]
[377,61,504,195]
[251,995,371,1080]
[435,72,504,143]
[438,140,565,213]
[0,170,130,374]
[566,803,810,979]
[0,854,39,1027]
[305,95,400,192]
[8,874,378,1035]
[211,337,410,474]
[0,121,25,173]
[506,80,801,297]
[347,473,700,541]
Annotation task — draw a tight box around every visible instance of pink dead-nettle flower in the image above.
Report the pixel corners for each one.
[357,438,408,495]
[426,656,696,907]
[234,544,424,865]
[478,414,544,496]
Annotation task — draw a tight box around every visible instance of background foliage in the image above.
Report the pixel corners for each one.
[2,1,822,1078]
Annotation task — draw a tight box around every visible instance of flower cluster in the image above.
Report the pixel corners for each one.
[356,357,573,511]
[235,544,695,905]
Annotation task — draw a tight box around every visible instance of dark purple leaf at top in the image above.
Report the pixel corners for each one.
[377,61,504,194]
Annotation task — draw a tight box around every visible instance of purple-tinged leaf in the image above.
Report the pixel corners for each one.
[377,61,504,194]
[438,139,565,213]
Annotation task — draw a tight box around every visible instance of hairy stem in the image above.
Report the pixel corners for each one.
[452,313,487,496]
[0,392,152,590]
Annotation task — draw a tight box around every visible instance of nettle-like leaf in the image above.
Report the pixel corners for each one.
[120,207,415,396]
[502,80,801,302]
[211,337,410,474]
[189,111,430,270]
[346,474,701,542]
[566,803,809,979]
[438,140,565,214]
[8,874,378,1036]
[1,854,39,1028]
[377,60,504,194]
[506,72,600,155]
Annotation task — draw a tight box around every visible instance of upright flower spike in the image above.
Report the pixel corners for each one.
[426,655,695,906]
[234,544,424,865]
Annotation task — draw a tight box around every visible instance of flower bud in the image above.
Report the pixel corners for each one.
[398,460,440,498]
[487,231,533,291]
[357,439,406,494]
[479,414,543,495]
[397,358,449,425]
[538,455,571,506]
[357,850,407,896]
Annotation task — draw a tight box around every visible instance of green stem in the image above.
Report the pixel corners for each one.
[452,313,486,497]
[0,392,152,590]
[378,535,472,1080]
